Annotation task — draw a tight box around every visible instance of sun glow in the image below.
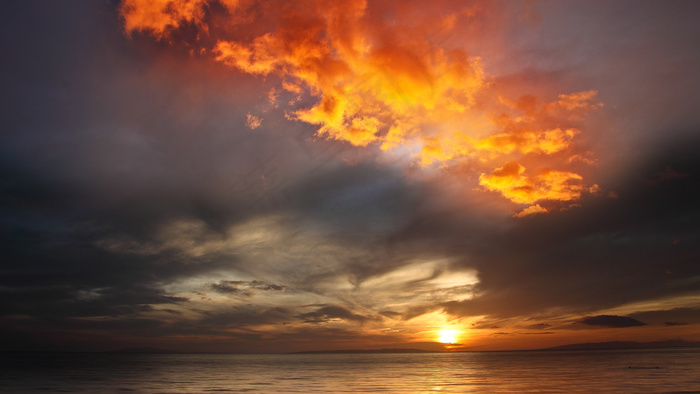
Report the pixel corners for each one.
[437,329,460,344]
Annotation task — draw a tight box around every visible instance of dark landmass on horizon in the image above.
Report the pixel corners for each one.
[4,340,700,354]
[106,347,179,354]
[292,348,439,354]
[542,339,700,351]
[292,339,700,354]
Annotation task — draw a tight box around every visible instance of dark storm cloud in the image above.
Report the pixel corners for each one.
[577,315,646,328]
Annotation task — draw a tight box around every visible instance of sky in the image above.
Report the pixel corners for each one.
[1,0,699,353]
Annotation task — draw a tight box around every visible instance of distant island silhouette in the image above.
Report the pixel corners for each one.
[292,340,700,354]
[103,339,700,354]
[542,339,700,351]
[292,348,438,354]
[107,347,178,354]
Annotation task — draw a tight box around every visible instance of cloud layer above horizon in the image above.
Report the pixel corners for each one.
[1,0,699,352]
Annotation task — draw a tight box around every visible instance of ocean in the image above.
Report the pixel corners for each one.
[1,348,699,393]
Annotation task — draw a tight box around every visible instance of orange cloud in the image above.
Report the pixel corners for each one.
[479,162,585,205]
[549,90,604,119]
[476,128,579,155]
[122,0,486,147]
[120,0,209,39]
[514,204,548,218]
[414,90,601,167]
[246,113,261,129]
[120,0,604,215]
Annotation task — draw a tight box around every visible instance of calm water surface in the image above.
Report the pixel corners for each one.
[2,348,699,393]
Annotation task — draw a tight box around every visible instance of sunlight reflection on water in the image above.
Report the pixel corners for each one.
[2,348,700,393]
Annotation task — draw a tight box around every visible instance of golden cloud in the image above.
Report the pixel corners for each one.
[479,161,585,205]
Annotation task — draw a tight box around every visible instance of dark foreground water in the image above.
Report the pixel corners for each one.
[2,348,699,393]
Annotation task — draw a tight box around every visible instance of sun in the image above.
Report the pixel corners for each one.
[437,329,460,344]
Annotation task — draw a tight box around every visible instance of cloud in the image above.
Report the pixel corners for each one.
[246,113,262,129]
[298,305,373,324]
[119,0,210,40]
[628,307,700,326]
[2,0,700,352]
[119,0,604,214]
[207,0,488,149]
[664,321,688,326]
[526,323,551,330]
[513,204,548,217]
[210,280,285,295]
[478,161,586,205]
[440,139,700,320]
[577,315,646,328]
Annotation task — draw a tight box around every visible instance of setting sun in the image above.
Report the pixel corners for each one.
[437,329,460,344]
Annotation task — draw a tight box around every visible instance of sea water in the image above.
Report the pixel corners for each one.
[1,348,699,393]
